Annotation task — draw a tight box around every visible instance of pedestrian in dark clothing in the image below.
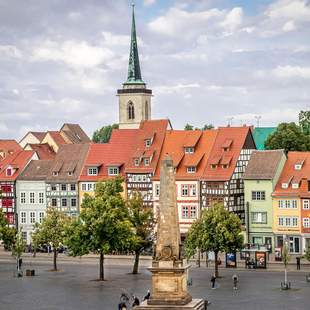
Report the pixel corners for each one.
[118,302,126,310]
[132,296,140,307]
[296,257,301,270]
[143,290,150,301]
[211,274,216,289]
[232,274,238,290]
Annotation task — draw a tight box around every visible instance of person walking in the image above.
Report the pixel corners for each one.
[143,290,150,301]
[296,257,301,270]
[132,296,140,307]
[232,274,238,290]
[210,274,216,289]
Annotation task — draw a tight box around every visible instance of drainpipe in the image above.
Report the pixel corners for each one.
[245,202,250,244]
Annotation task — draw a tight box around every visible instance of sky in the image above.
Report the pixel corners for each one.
[0,0,310,140]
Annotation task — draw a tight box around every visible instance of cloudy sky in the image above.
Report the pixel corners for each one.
[0,0,310,140]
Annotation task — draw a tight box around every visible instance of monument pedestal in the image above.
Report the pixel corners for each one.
[136,299,205,309]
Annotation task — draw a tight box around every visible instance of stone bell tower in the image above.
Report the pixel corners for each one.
[117,3,152,129]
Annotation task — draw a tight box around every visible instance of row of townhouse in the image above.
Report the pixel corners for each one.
[6,120,256,244]
[244,150,310,254]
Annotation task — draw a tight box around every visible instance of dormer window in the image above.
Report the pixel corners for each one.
[295,164,302,170]
[6,168,12,176]
[108,167,119,176]
[134,158,139,166]
[68,171,73,176]
[222,164,228,169]
[292,183,299,189]
[144,158,150,166]
[185,147,194,154]
[88,167,98,176]
[145,139,151,148]
[282,183,288,189]
[187,166,196,173]
[211,164,217,169]
[53,171,58,176]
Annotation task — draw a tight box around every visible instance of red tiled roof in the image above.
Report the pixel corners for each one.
[273,152,310,197]
[0,150,35,181]
[79,129,139,181]
[202,126,254,181]
[126,120,169,174]
[183,131,202,147]
[30,132,46,142]
[48,131,67,147]
[28,143,56,160]
[0,140,22,161]
[154,130,217,180]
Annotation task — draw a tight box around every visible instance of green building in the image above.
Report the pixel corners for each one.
[253,127,276,150]
[243,150,286,251]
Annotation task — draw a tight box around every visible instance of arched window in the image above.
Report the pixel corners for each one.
[128,102,135,120]
[145,101,149,120]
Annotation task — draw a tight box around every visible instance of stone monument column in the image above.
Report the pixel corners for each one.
[136,156,205,309]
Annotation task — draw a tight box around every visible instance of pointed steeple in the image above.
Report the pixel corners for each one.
[125,2,144,85]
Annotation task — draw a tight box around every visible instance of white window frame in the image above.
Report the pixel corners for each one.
[144,158,150,166]
[182,206,189,219]
[190,184,196,196]
[251,191,266,201]
[155,184,160,197]
[71,198,77,207]
[70,184,76,191]
[51,198,57,207]
[61,184,67,191]
[88,167,98,176]
[251,212,267,224]
[20,192,26,204]
[29,212,36,224]
[303,218,310,228]
[181,185,189,196]
[303,200,310,210]
[134,159,139,166]
[61,198,67,207]
[81,183,87,191]
[145,139,151,148]
[29,192,35,204]
[187,166,196,173]
[184,147,194,154]
[20,212,26,224]
[108,167,119,176]
[190,206,197,219]
[38,192,44,204]
[39,212,44,224]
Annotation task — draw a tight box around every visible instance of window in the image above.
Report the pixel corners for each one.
[292,183,299,189]
[88,167,98,176]
[134,159,139,166]
[29,192,35,204]
[145,139,151,147]
[279,200,297,209]
[181,185,189,196]
[51,184,57,191]
[251,191,266,201]
[87,183,93,191]
[20,212,26,224]
[39,192,44,204]
[61,198,67,207]
[303,200,310,210]
[292,217,298,227]
[108,167,119,176]
[190,206,196,218]
[68,171,73,176]
[211,164,217,169]
[20,192,26,204]
[278,217,284,226]
[278,216,298,227]
[70,184,76,191]
[22,232,27,241]
[184,147,194,154]
[128,102,135,120]
[6,168,12,176]
[292,200,297,208]
[251,212,267,224]
[155,184,160,197]
[51,198,57,207]
[190,185,196,196]
[53,171,58,176]
[39,212,44,224]
[81,183,87,191]
[303,218,310,228]
[295,164,302,170]
[144,158,150,166]
[30,212,35,224]
[61,184,67,191]
[182,206,189,219]
[279,200,284,208]
[282,183,288,189]
[222,164,228,169]
[187,166,196,173]
[71,198,77,207]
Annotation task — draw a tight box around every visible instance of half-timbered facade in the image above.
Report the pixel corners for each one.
[201,126,256,224]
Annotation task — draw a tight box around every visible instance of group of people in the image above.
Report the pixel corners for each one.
[211,274,239,290]
[118,290,150,309]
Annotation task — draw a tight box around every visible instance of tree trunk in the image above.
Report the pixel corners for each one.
[99,252,104,281]
[133,250,140,274]
[197,249,201,267]
[214,251,219,278]
[53,248,57,271]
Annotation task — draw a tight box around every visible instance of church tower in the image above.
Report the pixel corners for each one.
[117,3,152,129]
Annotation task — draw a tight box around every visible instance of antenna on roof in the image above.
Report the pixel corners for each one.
[227,117,234,127]
[254,115,262,128]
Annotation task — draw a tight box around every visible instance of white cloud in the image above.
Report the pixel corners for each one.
[155,83,201,95]
[0,45,23,58]
[32,40,115,69]
[144,0,156,6]
[220,7,243,34]
[282,20,296,32]
[102,31,131,46]
[272,66,310,79]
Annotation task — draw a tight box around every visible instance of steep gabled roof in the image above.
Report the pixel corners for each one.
[18,160,53,181]
[273,151,310,197]
[0,150,35,181]
[47,131,67,147]
[46,144,90,182]
[202,126,255,181]
[26,143,56,160]
[243,150,286,180]
[30,132,46,142]
[0,140,22,160]
[60,123,91,144]
[154,130,217,180]
[126,120,169,174]
[80,129,139,181]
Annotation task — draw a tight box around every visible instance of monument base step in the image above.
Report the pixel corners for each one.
[136,299,206,310]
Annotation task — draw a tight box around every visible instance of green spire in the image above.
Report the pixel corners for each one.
[125,2,144,85]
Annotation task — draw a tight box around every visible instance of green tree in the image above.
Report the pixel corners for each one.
[184,124,194,130]
[65,178,135,281]
[0,209,16,250]
[202,124,214,130]
[92,124,119,143]
[127,192,155,274]
[282,239,290,288]
[13,229,26,274]
[185,204,243,277]
[299,110,310,135]
[304,246,310,262]
[32,208,69,271]
[265,122,310,153]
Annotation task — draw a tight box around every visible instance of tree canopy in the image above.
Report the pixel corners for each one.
[185,204,243,277]
[127,192,155,274]
[65,178,135,280]
[0,209,16,250]
[299,110,310,135]
[184,124,214,131]
[265,122,310,153]
[92,124,119,143]
[32,208,70,271]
